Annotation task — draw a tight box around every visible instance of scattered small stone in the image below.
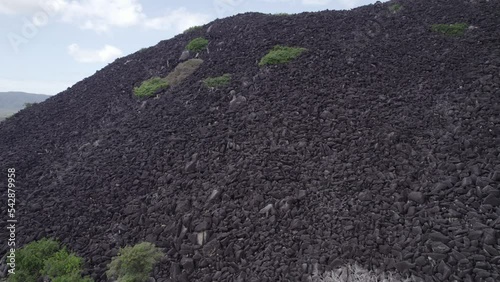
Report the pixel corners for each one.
[415,256,427,266]
[438,260,452,279]
[395,261,414,273]
[358,191,372,201]
[462,177,473,186]
[408,191,424,204]
[429,231,450,243]
[430,241,451,254]
[483,194,500,206]
[207,189,221,202]
[180,257,195,273]
[179,50,190,61]
[229,94,247,112]
[259,204,275,216]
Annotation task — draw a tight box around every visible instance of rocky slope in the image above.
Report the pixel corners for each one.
[1,0,500,281]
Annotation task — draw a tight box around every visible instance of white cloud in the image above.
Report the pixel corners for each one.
[59,0,144,32]
[67,43,123,63]
[143,8,212,33]
[0,0,211,33]
[337,0,364,9]
[0,0,65,15]
[0,0,42,14]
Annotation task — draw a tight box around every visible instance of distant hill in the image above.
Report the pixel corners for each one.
[0,91,50,120]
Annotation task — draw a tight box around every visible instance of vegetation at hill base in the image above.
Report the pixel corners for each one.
[8,238,91,282]
[259,45,307,66]
[106,242,163,282]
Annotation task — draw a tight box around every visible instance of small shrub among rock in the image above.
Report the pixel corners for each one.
[23,102,37,109]
[431,23,468,36]
[184,25,202,33]
[203,74,232,88]
[106,242,163,282]
[259,45,307,66]
[42,248,88,280]
[9,238,91,282]
[389,3,402,13]
[133,77,169,98]
[186,37,208,52]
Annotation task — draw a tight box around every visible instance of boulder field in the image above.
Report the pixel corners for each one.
[1,0,499,281]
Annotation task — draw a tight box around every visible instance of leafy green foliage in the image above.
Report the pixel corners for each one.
[41,248,83,279]
[389,3,402,12]
[203,74,232,88]
[51,273,94,282]
[8,238,91,282]
[431,23,468,36]
[184,25,202,33]
[185,37,208,52]
[133,77,169,98]
[106,242,163,282]
[259,45,307,66]
[275,13,289,16]
[9,238,60,282]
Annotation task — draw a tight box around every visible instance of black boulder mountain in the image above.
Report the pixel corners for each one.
[1,0,500,281]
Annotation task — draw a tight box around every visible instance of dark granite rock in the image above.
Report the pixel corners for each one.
[0,2,499,282]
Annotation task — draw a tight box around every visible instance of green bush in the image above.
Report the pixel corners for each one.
[186,37,208,52]
[42,248,84,279]
[184,26,202,33]
[431,23,468,36]
[259,45,307,66]
[8,238,91,282]
[106,242,163,282]
[133,77,169,98]
[203,74,232,88]
[9,238,60,282]
[389,3,402,12]
[51,273,93,282]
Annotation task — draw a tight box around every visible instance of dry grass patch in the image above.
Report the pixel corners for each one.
[165,59,203,86]
[431,23,468,36]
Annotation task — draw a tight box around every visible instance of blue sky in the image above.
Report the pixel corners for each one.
[1,0,382,95]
